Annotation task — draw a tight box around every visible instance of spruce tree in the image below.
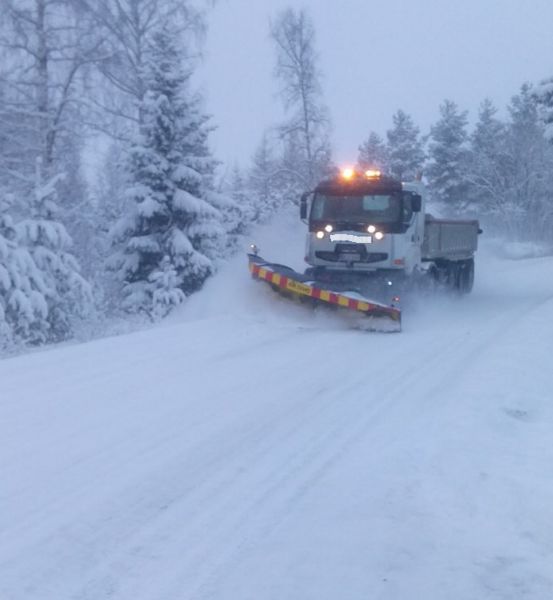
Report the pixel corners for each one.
[228,167,254,235]
[386,110,425,181]
[358,132,389,173]
[248,133,283,222]
[426,100,471,211]
[0,193,49,347]
[109,27,226,316]
[16,172,93,342]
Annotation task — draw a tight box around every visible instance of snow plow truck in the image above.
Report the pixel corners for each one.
[248,168,481,332]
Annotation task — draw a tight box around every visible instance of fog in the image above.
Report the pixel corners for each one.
[199,0,553,166]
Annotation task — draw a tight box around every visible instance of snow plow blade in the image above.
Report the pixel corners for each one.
[248,253,401,332]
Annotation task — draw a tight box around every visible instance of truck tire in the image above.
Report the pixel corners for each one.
[441,259,474,294]
[457,258,474,294]
[446,261,459,290]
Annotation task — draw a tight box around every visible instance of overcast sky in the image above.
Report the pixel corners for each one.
[197,0,553,168]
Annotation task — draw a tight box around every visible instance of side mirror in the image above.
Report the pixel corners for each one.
[300,193,308,220]
[411,194,422,213]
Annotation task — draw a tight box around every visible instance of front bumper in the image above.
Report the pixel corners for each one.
[306,231,395,271]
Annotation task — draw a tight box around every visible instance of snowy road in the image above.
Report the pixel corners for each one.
[1,216,553,599]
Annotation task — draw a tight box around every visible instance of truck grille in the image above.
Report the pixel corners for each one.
[315,251,388,263]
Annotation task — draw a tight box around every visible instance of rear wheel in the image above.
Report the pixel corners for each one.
[431,259,474,294]
[456,258,474,294]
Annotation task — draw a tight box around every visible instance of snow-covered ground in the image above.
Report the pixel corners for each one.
[1,212,553,600]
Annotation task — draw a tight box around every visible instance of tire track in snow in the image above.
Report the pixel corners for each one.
[66,333,453,600]
[168,289,553,600]
[3,260,552,600]
[78,300,528,600]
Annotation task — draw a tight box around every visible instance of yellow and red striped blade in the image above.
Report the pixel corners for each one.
[249,260,401,324]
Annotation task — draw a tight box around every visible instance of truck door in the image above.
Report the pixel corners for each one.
[402,193,422,273]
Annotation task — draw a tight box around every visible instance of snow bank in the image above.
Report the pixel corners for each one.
[485,238,553,260]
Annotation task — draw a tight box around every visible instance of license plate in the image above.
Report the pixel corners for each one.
[330,233,372,244]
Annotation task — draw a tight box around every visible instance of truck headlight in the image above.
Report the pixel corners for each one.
[324,224,333,233]
[375,231,384,241]
[316,231,325,239]
[367,225,376,234]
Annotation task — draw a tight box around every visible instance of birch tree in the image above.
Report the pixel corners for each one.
[76,0,204,139]
[0,0,103,184]
[0,0,95,342]
[271,7,331,193]
[467,99,509,215]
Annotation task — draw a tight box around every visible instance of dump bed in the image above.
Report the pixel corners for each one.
[422,215,480,261]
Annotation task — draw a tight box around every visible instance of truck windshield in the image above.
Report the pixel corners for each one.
[311,193,401,223]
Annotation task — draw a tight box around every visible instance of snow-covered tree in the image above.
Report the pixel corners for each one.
[277,128,320,201]
[271,7,332,193]
[0,0,97,344]
[426,100,471,211]
[150,255,185,320]
[203,186,241,257]
[78,0,204,140]
[16,172,93,341]
[533,76,553,143]
[108,27,225,316]
[467,85,553,239]
[247,133,283,222]
[386,110,425,181]
[502,84,553,239]
[0,0,103,185]
[467,99,509,214]
[0,192,49,347]
[357,132,389,173]
[226,167,254,234]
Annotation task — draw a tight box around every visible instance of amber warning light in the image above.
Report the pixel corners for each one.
[340,168,381,180]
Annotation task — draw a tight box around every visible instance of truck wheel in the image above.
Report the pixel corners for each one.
[457,258,474,294]
[446,262,459,290]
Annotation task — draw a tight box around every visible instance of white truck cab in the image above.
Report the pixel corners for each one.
[300,169,479,293]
